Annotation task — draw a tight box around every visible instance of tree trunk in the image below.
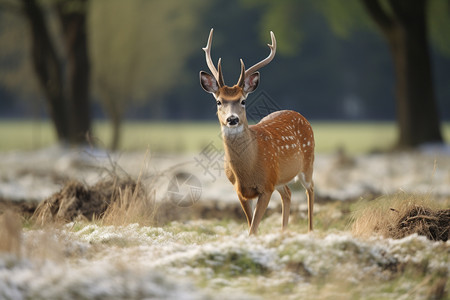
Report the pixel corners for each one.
[57,0,91,145]
[97,78,122,151]
[362,0,443,148]
[110,113,122,151]
[21,0,70,144]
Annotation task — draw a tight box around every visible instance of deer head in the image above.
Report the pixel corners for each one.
[200,29,276,131]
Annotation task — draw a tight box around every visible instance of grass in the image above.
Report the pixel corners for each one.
[313,122,398,153]
[1,178,448,299]
[1,120,449,153]
[1,119,448,298]
[351,192,450,241]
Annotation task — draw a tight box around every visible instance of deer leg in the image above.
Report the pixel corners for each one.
[276,185,291,231]
[238,196,253,229]
[306,181,314,232]
[249,192,272,235]
[299,174,314,232]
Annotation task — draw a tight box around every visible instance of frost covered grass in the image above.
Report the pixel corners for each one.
[0,147,449,299]
[1,202,448,299]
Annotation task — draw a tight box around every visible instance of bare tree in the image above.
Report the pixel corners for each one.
[56,0,91,145]
[90,0,206,150]
[361,0,443,148]
[20,0,91,145]
[21,0,69,142]
[248,0,446,149]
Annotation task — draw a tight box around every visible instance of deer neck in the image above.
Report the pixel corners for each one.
[221,123,257,168]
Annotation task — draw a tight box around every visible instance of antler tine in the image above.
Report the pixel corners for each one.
[217,58,225,87]
[202,28,222,84]
[244,31,277,77]
[237,59,246,87]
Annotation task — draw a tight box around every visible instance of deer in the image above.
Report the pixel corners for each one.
[199,29,315,235]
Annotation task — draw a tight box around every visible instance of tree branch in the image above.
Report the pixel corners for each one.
[361,0,394,33]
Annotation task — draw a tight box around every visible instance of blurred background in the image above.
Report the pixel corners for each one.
[0,0,449,153]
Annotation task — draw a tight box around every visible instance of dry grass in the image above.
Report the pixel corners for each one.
[99,149,163,226]
[99,179,157,226]
[31,178,140,225]
[32,149,161,226]
[351,192,450,241]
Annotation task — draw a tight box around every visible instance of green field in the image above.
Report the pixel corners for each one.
[0,120,449,154]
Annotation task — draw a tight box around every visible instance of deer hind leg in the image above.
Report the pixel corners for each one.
[306,181,314,232]
[276,185,291,231]
[299,173,314,232]
[249,192,272,235]
[238,196,253,229]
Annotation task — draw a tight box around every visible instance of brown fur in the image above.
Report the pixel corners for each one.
[217,85,244,100]
[220,107,315,235]
[200,29,314,235]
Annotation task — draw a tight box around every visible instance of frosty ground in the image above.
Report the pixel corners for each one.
[0,147,449,299]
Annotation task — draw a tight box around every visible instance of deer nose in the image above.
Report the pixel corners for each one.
[226,115,239,126]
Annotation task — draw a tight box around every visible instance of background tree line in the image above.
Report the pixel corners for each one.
[0,0,449,149]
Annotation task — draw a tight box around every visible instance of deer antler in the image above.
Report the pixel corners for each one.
[202,28,225,86]
[239,31,277,81]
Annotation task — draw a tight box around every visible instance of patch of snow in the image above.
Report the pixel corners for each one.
[1,148,449,203]
[1,222,447,299]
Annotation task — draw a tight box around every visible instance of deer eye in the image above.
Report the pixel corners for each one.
[241,100,246,106]
[216,100,222,106]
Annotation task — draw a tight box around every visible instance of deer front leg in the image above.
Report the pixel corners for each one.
[238,196,253,229]
[277,185,291,231]
[249,192,272,235]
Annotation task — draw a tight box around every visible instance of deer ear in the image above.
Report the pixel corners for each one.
[200,71,219,94]
[243,72,259,94]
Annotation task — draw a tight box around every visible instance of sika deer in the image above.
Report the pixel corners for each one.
[199,29,315,235]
